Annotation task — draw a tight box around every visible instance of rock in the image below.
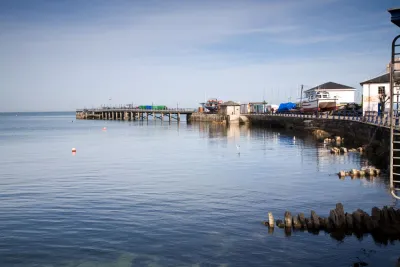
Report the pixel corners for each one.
[345,212,353,229]
[359,170,366,177]
[335,136,341,142]
[349,148,357,152]
[298,213,306,228]
[331,147,340,154]
[284,211,292,228]
[268,212,274,228]
[276,219,285,228]
[357,147,363,153]
[262,221,269,226]
[340,147,348,153]
[311,210,320,229]
[352,210,362,229]
[365,168,375,176]
[374,169,381,176]
[292,215,301,229]
[350,169,359,176]
[338,171,346,177]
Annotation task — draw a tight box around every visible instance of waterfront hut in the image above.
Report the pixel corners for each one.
[220,101,241,115]
[249,101,267,114]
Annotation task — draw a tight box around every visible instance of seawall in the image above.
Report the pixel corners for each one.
[246,115,390,169]
[189,113,227,123]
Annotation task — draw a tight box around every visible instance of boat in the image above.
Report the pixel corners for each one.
[301,90,337,112]
[201,98,223,113]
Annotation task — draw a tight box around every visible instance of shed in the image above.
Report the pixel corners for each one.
[220,101,240,115]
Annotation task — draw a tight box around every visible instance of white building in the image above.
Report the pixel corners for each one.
[303,82,355,105]
[360,73,390,115]
[220,101,241,124]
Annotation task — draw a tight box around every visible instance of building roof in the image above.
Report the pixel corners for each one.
[389,7,400,27]
[220,101,240,106]
[360,73,390,85]
[304,82,355,92]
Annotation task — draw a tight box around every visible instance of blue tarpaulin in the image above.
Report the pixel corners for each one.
[277,102,296,112]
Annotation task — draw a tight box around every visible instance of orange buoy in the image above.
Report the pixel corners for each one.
[102,127,107,131]
[72,148,77,152]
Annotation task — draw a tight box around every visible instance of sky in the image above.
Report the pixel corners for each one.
[0,0,399,112]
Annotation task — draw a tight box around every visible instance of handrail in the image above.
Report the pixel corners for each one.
[241,111,398,127]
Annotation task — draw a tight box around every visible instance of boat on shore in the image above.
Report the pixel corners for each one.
[301,91,337,112]
[200,98,223,113]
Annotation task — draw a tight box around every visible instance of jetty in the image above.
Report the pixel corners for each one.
[76,107,196,122]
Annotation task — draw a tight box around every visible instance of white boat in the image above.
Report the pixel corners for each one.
[301,91,337,112]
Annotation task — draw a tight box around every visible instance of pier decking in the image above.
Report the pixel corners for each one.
[76,108,196,122]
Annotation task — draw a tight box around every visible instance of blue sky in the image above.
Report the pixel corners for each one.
[0,0,399,111]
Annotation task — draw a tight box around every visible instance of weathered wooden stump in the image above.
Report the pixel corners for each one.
[352,210,362,229]
[305,217,313,229]
[345,213,353,229]
[329,203,346,229]
[268,212,274,228]
[284,211,292,228]
[292,214,301,229]
[311,210,320,229]
[298,213,306,228]
[318,217,327,229]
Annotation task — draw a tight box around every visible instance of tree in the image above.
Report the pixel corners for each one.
[378,92,390,117]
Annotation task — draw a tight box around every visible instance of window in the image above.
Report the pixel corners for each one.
[378,86,385,95]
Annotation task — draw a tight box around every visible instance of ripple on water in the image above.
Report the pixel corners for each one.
[0,115,398,267]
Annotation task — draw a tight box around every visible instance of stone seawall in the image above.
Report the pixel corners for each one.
[246,115,390,169]
[189,113,227,123]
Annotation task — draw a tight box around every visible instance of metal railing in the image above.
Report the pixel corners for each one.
[246,111,400,127]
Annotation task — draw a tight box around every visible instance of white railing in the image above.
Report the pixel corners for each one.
[245,111,400,127]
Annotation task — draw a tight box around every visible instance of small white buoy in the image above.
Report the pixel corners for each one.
[293,136,296,141]
[72,148,77,152]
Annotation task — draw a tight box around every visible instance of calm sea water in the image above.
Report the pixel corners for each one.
[0,112,399,267]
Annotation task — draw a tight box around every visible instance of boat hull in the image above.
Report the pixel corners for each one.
[301,99,337,112]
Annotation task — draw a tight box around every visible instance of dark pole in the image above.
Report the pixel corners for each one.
[300,84,304,107]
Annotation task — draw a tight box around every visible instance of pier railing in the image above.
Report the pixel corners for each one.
[247,111,400,128]
[77,108,197,113]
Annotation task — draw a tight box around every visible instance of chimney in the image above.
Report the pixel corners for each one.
[387,58,400,72]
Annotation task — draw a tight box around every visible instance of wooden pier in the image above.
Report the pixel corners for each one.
[76,108,196,122]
